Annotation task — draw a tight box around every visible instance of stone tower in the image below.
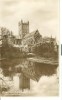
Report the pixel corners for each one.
[18,20,29,39]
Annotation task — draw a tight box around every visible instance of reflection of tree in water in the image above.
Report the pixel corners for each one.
[33,62,58,76]
[1,59,22,76]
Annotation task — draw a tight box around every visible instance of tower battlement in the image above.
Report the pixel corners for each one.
[19,20,29,24]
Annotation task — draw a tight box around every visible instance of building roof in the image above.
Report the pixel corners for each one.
[43,36,55,40]
[43,36,55,43]
[23,30,40,39]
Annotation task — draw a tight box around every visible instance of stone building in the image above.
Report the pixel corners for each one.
[42,36,56,44]
[18,20,29,39]
[14,36,21,45]
[22,30,42,45]
[18,20,42,52]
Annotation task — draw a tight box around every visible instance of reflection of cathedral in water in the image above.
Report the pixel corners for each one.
[21,59,58,82]
[0,58,58,92]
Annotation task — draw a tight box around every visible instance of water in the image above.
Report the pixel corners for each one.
[0,57,59,96]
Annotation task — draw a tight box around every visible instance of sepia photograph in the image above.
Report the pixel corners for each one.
[0,0,59,96]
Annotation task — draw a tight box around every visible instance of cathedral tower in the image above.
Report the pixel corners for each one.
[18,20,29,39]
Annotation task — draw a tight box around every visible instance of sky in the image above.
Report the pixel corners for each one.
[0,0,59,41]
